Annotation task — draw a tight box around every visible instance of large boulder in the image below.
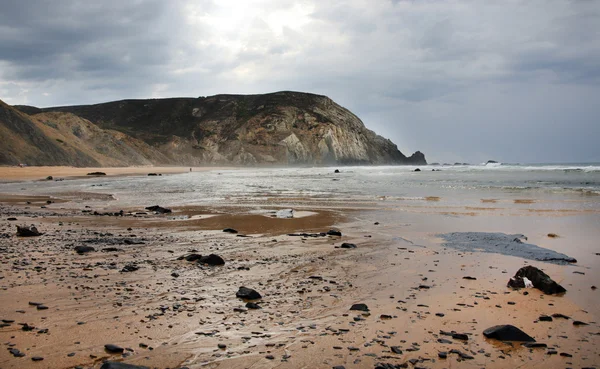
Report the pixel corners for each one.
[16,225,41,237]
[507,266,566,294]
[483,325,535,342]
[236,287,262,300]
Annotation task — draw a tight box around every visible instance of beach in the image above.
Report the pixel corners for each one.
[0,164,599,369]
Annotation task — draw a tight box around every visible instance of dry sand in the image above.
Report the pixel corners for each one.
[0,178,598,369]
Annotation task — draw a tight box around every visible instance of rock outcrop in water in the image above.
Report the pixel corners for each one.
[2,91,426,166]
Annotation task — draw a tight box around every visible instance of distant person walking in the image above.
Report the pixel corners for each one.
[190,168,192,172]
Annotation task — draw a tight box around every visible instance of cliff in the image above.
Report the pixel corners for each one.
[3,91,426,166]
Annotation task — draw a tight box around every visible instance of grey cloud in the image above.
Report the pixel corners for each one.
[0,0,599,163]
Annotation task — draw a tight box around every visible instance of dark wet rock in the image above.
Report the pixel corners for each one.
[439,232,577,264]
[223,228,238,234]
[120,264,139,273]
[218,343,226,349]
[391,346,402,354]
[327,229,342,237]
[559,352,573,357]
[451,333,469,340]
[236,287,262,300]
[46,176,53,180]
[551,313,570,319]
[375,363,408,369]
[199,254,225,266]
[450,349,474,359]
[7,217,17,221]
[74,245,95,254]
[36,305,48,310]
[265,355,275,360]
[539,315,553,322]
[102,247,121,252]
[350,303,369,312]
[87,172,106,176]
[522,343,547,348]
[16,225,41,237]
[246,302,261,309]
[31,356,44,361]
[435,313,445,317]
[438,351,447,359]
[9,348,26,357]
[508,266,566,294]
[147,173,158,176]
[573,320,589,326]
[171,272,179,278]
[334,169,340,173]
[104,344,124,353]
[340,243,356,249]
[462,276,477,280]
[179,253,202,262]
[144,205,172,214]
[483,325,535,342]
[547,350,558,355]
[413,168,421,172]
[100,362,150,369]
[437,338,453,344]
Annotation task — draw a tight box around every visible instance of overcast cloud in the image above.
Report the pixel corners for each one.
[1,0,599,163]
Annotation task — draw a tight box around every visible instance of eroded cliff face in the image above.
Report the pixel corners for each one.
[5,91,426,166]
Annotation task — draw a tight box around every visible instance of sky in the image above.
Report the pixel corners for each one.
[1,0,599,164]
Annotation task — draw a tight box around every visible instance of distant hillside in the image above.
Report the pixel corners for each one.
[3,91,426,166]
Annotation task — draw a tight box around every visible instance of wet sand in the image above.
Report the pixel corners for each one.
[0,184,599,368]
[0,166,231,182]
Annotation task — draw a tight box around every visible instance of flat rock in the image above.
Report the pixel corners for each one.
[104,344,125,353]
[100,362,150,369]
[340,243,357,249]
[223,228,238,234]
[74,245,95,254]
[438,232,577,265]
[483,325,535,342]
[199,254,225,266]
[327,229,342,237]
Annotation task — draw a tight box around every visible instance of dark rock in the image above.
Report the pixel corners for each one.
[573,320,589,326]
[147,173,158,176]
[391,346,402,354]
[199,254,225,266]
[100,362,150,369]
[413,168,421,172]
[46,176,53,180]
[16,225,41,237]
[437,338,452,344]
[559,352,573,357]
[551,313,570,319]
[87,172,106,175]
[334,169,340,173]
[170,272,179,278]
[245,302,261,309]
[7,217,17,221]
[452,333,469,340]
[218,343,226,349]
[102,247,121,252]
[327,229,342,237]
[522,343,547,348]
[31,356,44,361]
[483,325,535,342]
[104,344,124,353]
[179,253,202,262]
[438,351,447,359]
[349,303,369,312]
[74,245,95,254]
[223,228,238,234]
[538,315,553,322]
[236,287,262,300]
[462,276,477,280]
[509,266,566,294]
[340,243,356,249]
[144,205,172,214]
[120,264,139,273]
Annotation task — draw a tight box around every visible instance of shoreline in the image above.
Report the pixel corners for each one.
[0,176,598,368]
[0,166,235,182]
